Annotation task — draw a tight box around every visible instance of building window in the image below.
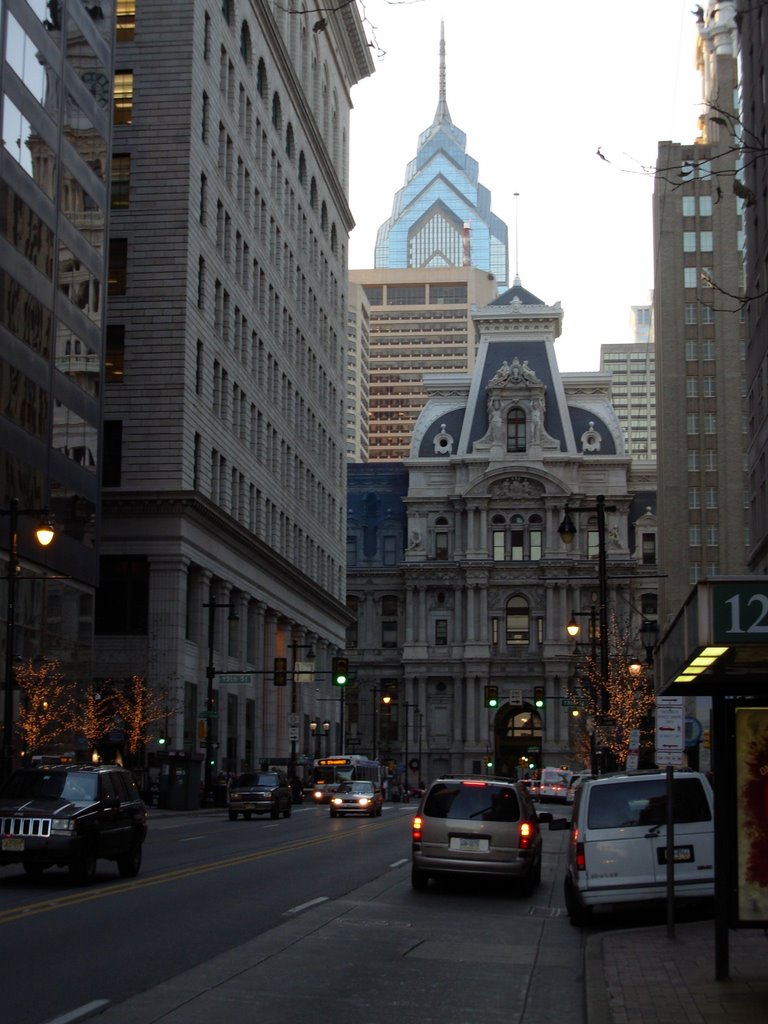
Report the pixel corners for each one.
[702,377,716,398]
[435,530,449,560]
[102,420,122,486]
[510,528,524,560]
[106,325,125,381]
[686,340,698,361]
[688,488,700,509]
[689,525,701,546]
[688,450,699,472]
[111,154,130,208]
[687,414,699,435]
[705,488,718,509]
[108,238,127,294]
[683,231,697,252]
[685,304,697,325]
[386,285,425,305]
[435,619,448,646]
[683,267,697,288]
[116,0,136,41]
[703,413,716,434]
[113,71,133,125]
[382,535,398,566]
[700,304,715,324]
[642,533,656,564]
[682,196,696,217]
[492,529,505,561]
[686,377,698,397]
[505,596,529,646]
[381,595,398,648]
[706,525,719,546]
[529,528,542,561]
[507,408,526,452]
[699,231,713,251]
[95,556,149,635]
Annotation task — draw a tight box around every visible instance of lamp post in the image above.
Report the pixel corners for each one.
[566,605,599,774]
[203,589,239,806]
[402,701,419,802]
[289,640,315,784]
[560,495,611,773]
[2,499,55,782]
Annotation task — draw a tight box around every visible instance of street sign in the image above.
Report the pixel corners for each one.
[289,726,299,741]
[656,695,684,765]
[509,689,523,706]
[294,661,315,683]
[288,713,299,726]
[561,697,579,707]
[217,673,252,685]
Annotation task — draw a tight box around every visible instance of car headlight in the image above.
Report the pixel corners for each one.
[51,820,76,833]
[230,793,242,801]
[357,798,371,806]
[331,797,342,805]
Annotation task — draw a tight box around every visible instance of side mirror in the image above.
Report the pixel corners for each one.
[548,817,571,831]
[536,810,553,823]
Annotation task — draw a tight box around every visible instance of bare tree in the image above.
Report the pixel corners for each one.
[15,659,76,756]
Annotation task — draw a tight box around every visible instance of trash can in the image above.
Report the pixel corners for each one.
[158,753,203,810]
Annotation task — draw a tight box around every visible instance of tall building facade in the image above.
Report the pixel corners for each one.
[740,1,768,573]
[0,0,117,706]
[653,1,748,626]
[600,342,656,459]
[346,281,658,778]
[373,25,509,290]
[349,267,499,461]
[345,282,370,462]
[94,1,373,774]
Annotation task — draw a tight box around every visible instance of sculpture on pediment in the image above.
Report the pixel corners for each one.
[433,423,454,456]
[581,421,602,453]
[488,356,542,389]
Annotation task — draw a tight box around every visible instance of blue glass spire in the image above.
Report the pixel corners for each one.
[374,24,509,289]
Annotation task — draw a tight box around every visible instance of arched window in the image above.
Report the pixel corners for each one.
[285,123,294,159]
[221,0,233,28]
[434,516,449,560]
[330,224,337,254]
[310,177,317,210]
[256,58,267,99]
[239,22,251,63]
[298,151,306,185]
[271,92,282,130]
[506,596,529,646]
[320,201,328,233]
[507,408,526,452]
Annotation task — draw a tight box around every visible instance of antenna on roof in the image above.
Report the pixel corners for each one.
[433,21,451,124]
[513,192,521,287]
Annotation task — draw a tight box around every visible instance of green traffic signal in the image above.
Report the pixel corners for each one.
[332,656,349,686]
[484,685,499,708]
[534,686,545,708]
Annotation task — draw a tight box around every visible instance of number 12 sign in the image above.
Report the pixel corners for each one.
[712,582,768,643]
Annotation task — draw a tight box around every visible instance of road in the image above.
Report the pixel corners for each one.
[0,799,590,1024]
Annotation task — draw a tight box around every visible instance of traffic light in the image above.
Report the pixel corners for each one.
[158,733,167,746]
[485,756,494,769]
[484,685,499,709]
[533,686,545,709]
[274,656,287,686]
[332,656,349,686]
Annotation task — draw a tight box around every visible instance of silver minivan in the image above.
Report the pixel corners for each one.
[556,768,714,925]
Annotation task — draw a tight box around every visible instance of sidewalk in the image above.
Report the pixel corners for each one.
[585,919,768,1024]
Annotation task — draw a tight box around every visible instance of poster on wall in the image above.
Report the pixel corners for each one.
[735,706,768,925]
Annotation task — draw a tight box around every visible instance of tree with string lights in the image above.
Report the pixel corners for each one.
[15,659,76,758]
[567,615,657,769]
[111,675,172,764]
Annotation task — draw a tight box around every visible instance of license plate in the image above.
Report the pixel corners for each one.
[242,803,255,810]
[2,837,24,852]
[658,844,693,864]
[449,836,489,853]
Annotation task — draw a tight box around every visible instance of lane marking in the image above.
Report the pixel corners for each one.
[285,896,329,915]
[42,999,110,1024]
[389,858,408,868]
[0,815,403,926]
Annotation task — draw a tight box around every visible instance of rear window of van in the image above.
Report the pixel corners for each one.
[587,778,712,829]
[424,782,521,822]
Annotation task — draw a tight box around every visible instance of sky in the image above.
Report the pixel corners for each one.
[347,0,705,372]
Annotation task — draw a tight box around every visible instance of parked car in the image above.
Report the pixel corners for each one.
[537,767,572,803]
[0,763,147,885]
[411,775,551,894]
[552,768,715,925]
[228,771,292,820]
[329,781,383,817]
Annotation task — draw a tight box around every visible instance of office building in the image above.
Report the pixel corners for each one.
[345,282,370,462]
[94,1,373,774]
[653,1,748,626]
[349,267,500,462]
[740,1,768,573]
[373,25,509,290]
[1,0,117,705]
[600,342,656,459]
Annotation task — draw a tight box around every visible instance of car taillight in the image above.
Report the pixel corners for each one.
[412,815,423,842]
[519,820,534,850]
[573,829,586,871]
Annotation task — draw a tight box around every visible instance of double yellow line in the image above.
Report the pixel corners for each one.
[0,817,396,925]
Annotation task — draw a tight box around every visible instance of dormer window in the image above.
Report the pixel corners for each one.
[507,408,526,452]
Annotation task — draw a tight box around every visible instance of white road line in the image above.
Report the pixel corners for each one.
[180,835,206,842]
[42,1000,110,1024]
[285,896,329,915]
[389,858,408,868]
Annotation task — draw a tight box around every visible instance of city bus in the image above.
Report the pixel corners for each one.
[308,755,384,804]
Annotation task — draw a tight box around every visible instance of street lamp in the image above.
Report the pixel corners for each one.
[628,620,659,678]
[203,589,239,806]
[2,499,55,782]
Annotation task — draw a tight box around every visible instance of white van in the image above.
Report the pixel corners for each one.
[554,768,714,925]
[537,767,572,803]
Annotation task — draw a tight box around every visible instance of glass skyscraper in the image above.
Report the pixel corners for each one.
[374,25,509,290]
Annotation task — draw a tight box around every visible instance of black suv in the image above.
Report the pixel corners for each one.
[0,764,147,884]
[228,771,292,820]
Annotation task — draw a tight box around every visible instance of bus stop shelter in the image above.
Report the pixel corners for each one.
[656,578,768,978]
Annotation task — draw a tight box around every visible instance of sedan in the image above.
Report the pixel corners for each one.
[329,782,383,817]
